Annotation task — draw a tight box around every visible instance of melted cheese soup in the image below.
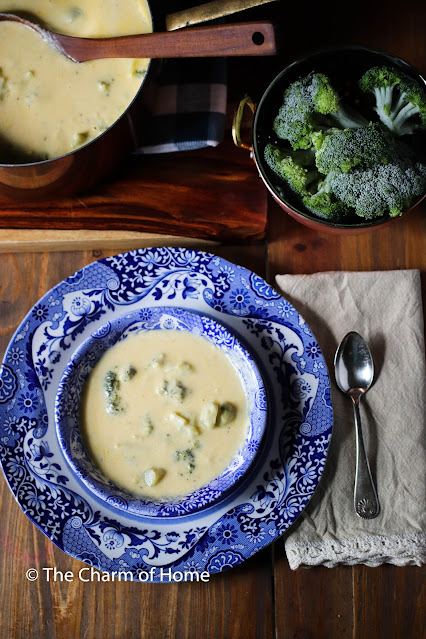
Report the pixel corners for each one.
[81,330,250,499]
[0,0,152,162]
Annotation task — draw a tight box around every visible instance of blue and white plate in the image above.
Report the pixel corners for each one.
[0,248,332,581]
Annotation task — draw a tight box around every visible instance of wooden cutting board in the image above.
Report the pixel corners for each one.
[0,140,267,244]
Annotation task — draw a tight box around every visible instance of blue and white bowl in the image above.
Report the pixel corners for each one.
[55,306,268,518]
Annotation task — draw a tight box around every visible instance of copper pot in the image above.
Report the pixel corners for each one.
[0,6,156,203]
[233,45,426,235]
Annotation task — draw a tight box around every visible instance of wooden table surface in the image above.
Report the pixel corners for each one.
[1,2,425,638]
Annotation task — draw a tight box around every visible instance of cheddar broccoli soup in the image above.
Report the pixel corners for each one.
[80,330,250,500]
[0,0,152,162]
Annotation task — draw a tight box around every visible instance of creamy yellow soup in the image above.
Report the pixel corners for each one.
[0,1,152,162]
[81,330,250,500]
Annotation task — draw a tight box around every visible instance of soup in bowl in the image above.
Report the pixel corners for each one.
[55,307,268,517]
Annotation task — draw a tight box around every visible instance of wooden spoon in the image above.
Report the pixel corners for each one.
[0,14,276,62]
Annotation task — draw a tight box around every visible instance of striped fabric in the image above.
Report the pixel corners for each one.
[132,56,228,154]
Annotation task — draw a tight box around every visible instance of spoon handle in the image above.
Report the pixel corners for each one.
[353,399,380,518]
[54,21,277,62]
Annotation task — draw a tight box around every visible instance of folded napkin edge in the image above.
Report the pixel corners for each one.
[285,532,426,569]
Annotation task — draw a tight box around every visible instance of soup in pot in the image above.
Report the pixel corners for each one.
[0,0,152,162]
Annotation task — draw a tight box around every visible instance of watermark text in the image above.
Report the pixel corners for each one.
[26,566,210,583]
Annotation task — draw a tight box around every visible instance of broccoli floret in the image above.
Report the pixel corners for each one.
[273,75,319,149]
[359,66,426,136]
[315,123,396,174]
[309,73,340,114]
[303,193,348,220]
[302,172,349,220]
[264,143,348,219]
[273,73,367,150]
[304,124,398,219]
[330,157,426,219]
[264,143,318,193]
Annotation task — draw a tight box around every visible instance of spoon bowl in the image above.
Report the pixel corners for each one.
[334,331,380,519]
[334,331,374,397]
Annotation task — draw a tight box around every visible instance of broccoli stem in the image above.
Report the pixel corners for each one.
[332,106,367,129]
[392,102,420,131]
[373,86,420,133]
[373,86,394,127]
[316,172,334,195]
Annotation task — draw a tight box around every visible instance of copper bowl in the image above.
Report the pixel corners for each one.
[233,45,426,235]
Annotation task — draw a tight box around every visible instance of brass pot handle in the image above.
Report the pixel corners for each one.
[232,95,256,151]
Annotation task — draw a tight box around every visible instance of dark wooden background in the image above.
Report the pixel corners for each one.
[1,1,425,637]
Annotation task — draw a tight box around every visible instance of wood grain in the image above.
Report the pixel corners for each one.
[0,141,268,244]
[353,565,426,639]
[266,200,426,279]
[273,543,354,639]
[0,229,218,253]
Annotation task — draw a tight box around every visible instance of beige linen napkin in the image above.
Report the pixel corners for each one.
[275,270,426,568]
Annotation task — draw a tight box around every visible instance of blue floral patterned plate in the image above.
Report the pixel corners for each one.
[0,248,332,580]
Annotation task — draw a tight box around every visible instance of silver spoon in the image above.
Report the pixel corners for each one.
[334,331,380,519]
